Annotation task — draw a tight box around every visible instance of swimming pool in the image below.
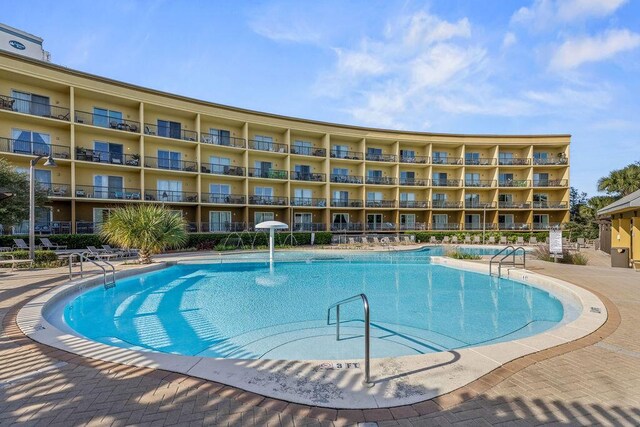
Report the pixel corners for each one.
[60,249,573,361]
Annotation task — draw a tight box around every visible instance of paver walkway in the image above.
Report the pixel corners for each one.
[0,248,639,426]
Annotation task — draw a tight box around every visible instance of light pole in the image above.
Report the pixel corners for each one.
[29,154,57,260]
[482,205,487,244]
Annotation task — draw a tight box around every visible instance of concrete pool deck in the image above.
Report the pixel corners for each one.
[0,247,638,425]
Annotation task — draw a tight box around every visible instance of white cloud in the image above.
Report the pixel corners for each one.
[248,5,323,44]
[334,47,388,76]
[408,44,486,89]
[550,29,640,70]
[502,32,517,49]
[512,0,627,30]
[400,12,471,46]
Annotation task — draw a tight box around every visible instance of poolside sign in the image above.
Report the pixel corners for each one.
[549,229,563,260]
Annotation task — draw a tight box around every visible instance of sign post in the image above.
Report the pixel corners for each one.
[549,229,563,262]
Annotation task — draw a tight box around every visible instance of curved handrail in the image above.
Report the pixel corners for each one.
[496,246,526,277]
[489,246,514,276]
[327,293,372,387]
[67,251,116,286]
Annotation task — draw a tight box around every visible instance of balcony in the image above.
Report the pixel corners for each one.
[143,190,198,203]
[533,157,568,166]
[201,193,246,204]
[76,148,140,166]
[400,222,428,231]
[365,200,396,208]
[367,222,397,231]
[330,199,363,207]
[533,179,568,187]
[76,221,97,234]
[432,223,461,230]
[498,222,531,230]
[465,179,496,188]
[201,222,247,232]
[533,201,568,209]
[400,155,429,164]
[365,176,398,185]
[248,168,288,179]
[290,197,326,207]
[200,133,246,148]
[144,123,197,141]
[366,153,397,162]
[464,223,497,230]
[0,137,71,159]
[144,156,197,172]
[330,174,363,184]
[74,110,140,132]
[399,200,429,208]
[533,222,564,230]
[465,201,497,209]
[293,223,326,231]
[498,179,530,187]
[331,222,363,231]
[432,157,463,165]
[291,146,326,157]
[330,149,363,160]
[432,201,464,209]
[0,94,70,121]
[248,195,288,205]
[9,221,72,235]
[498,158,531,166]
[499,202,532,209]
[75,185,142,200]
[38,182,71,197]
[248,140,288,153]
[200,163,245,176]
[291,171,326,182]
[432,179,462,187]
[465,158,497,166]
[399,178,429,186]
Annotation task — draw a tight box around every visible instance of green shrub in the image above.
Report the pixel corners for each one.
[2,250,66,268]
[0,234,104,250]
[534,246,588,265]
[446,250,482,260]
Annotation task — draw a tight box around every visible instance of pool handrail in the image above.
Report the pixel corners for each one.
[489,246,514,276]
[327,293,373,387]
[67,251,116,287]
[491,246,526,277]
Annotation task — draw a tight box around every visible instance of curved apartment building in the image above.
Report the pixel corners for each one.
[0,51,570,235]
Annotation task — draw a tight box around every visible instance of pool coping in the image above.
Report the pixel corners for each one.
[16,256,607,409]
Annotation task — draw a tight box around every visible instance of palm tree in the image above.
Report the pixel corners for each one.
[100,205,188,264]
[597,162,640,197]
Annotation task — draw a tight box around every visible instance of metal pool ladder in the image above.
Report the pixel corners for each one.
[327,293,373,387]
[67,252,116,288]
[490,246,526,277]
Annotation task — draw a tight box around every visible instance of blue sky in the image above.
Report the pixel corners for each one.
[5,0,640,195]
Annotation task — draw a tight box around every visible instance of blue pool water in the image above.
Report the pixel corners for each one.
[62,250,567,360]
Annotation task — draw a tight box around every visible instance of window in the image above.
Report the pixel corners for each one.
[465,214,481,228]
[400,149,415,159]
[158,120,182,139]
[333,190,349,206]
[432,214,448,229]
[499,214,514,225]
[400,192,415,201]
[533,173,549,186]
[367,214,383,230]
[432,172,447,186]
[499,152,513,164]
[254,135,273,151]
[332,167,348,176]
[93,107,123,128]
[255,212,274,224]
[157,180,182,202]
[254,187,273,197]
[94,141,123,163]
[94,175,124,199]
[158,150,181,170]
[432,151,447,164]
[367,191,383,201]
[400,171,415,184]
[209,128,231,145]
[533,214,549,226]
[210,211,231,231]
[293,140,313,155]
[533,152,548,164]
[368,170,382,178]
[465,152,480,164]
[367,147,382,160]
[11,129,50,155]
[294,164,311,179]
[209,183,230,203]
[400,214,416,228]
[11,90,50,116]
[465,193,480,207]
[332,213,349,228]
[293,188,312,205]
[93,207,113,232]
[499,173,514,185]
[210,156,231,174]
[332,145,348,158]
[294,213,313,230]
[465,172,480,185]
[534,193,548,208]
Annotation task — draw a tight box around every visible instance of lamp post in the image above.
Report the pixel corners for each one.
[29,154,57,260]
[482,205,487,244]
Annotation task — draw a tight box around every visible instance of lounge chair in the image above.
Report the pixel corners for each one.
[102,245,129,257]
[516,236,524,246]
[372,237,381,245]
[577,237,586,248]
[12,239,30,250]
[442,236,450,244]
[429,236,438,244]
[488,236,496,244]
[499,236,507,245]
[403,236,413,245]
[40,237,67,250]
[529,237,538,245]
[473,236,481,244]
[464,235,471,244]
[392,236,401,245]
[451,236,459,244]
[86,246,118,260]
[0,253,33,271]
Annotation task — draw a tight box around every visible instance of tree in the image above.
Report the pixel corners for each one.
[597,161,640,198]
[569,187,588,223]
[0,158,48,231]
[99,204,188,264]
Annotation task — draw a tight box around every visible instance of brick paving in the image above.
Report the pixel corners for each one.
[0,249,639,426]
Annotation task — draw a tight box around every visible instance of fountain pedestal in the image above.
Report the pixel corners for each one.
[255,221,289,269]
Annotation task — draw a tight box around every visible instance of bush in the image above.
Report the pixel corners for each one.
[406,231,548,244]
[3,250,66,268]
[446,250,481,260]
[0,234,104,250]
[534,246,588,265]
[187,231,331,250]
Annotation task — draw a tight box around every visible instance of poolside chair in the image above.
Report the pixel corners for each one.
[529,236,538,245]
[392,236,401,245]
[577,237,586,248]
[86,246,118,260]
[442,236,450,244]
[12,239,30,250]
[464,235,471,244]
[102,245,128,257]
[429,236,438,244]
[40,237,67,250]
[403,236,413,245]
[488,236,496,244]
[499,236,507,245]
[372,237,381,246]
[473,236,481,244]
[0,253,33,271]
[451,236,459,244]
[516,236,524,246]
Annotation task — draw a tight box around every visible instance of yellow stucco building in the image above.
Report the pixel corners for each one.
[598,189,640,267]
[0,50,570,235]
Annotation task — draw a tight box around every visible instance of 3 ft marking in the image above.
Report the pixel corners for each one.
[319,362,360,369]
